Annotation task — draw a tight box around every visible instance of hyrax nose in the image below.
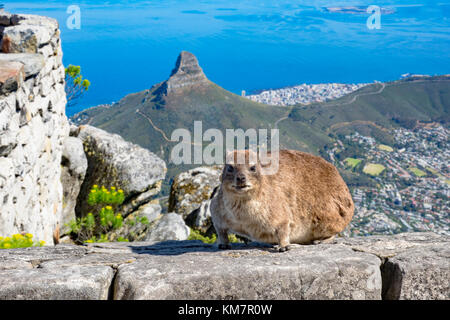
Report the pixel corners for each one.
[236,175,246,185]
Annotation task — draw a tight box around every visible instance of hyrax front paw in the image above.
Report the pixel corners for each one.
[218,244,232,250]
[278,246,289,253]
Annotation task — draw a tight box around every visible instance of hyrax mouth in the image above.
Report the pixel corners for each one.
[232,185,251,191]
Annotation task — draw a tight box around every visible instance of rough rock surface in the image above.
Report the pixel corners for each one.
[0,12,69,244]
[185,199,215,235]
[0,232,447,300]
[0,266,114,300]
[169,166,221,218]
[60,136,88,233]
[144,213,190,242]
[336,232,450,300]
[114,242,382,300]
[110,202,163,242]
[0,11,11,26]
[0,60,23,94]
[165,51,209,93]
[381,244,448,300]
[169,166,222,236]
[74,124,166,218]
[0,53,45,78]
[1,25,53,54]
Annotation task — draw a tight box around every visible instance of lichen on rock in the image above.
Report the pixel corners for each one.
[168,166,222,235]
[169,167,222,215]
[73,124,166,218]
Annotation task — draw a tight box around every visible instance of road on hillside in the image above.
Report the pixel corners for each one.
[136,109,202,146]
[274,82,386,129]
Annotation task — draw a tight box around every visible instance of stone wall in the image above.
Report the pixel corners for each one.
[0,232,448,300]
[0,12,69,244]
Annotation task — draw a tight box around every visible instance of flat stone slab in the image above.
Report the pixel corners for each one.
[337,232,450,258]
[0,233,448,300]
[0,60,24,94]
[337,232,450,300]
[0,53,44,78]
[38,253,136,269]
[113,244,382,300]
[0,244,87,265]
[0,266,114,300]
[0,259,32,270]
[381,243,449,300]
[86,239,229,256]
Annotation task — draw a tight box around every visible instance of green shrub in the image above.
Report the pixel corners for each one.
[66,185,126,244]
[65,64,91,108]
[187,228,241,244]
[188,228,217,244]
[0,233,45,249]
[88,185,125,206]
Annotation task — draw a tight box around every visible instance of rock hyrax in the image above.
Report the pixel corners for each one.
[210,149,354,252]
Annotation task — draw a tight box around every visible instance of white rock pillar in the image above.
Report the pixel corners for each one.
[0,12,69,244]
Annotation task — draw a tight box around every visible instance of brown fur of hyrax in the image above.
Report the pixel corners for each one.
[210,149,354,251]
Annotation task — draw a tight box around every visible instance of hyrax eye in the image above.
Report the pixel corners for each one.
[226,165,234,173]
[249,166,257,172]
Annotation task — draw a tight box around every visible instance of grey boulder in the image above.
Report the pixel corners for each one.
[144,213,190,242]
[168,166,222,236]
[75,125,166,217]
[168,166,222,219]
[60,136,88,234]
[1,25,53,53]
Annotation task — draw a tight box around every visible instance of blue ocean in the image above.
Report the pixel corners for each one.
[4,1,450,116]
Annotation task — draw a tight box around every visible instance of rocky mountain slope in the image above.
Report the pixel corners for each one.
[289,76,450,142]
[71,52,449,196]
[71,51,330,193]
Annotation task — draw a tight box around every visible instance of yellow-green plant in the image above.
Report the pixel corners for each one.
[88,185,125,206]
[0,233,45,249]
[65,64,91,108]
[125,215,150,227]
[187,228,241,245]
[67,185,126,244]
[188,228,217,244]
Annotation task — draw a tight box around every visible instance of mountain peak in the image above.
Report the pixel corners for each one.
[165,51,209,93]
